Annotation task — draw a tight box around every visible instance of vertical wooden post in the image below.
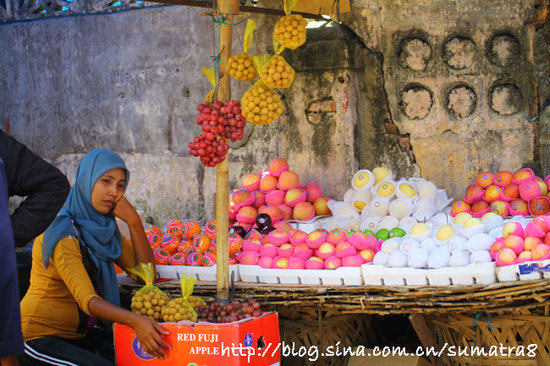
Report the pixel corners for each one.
[215,0,238,299]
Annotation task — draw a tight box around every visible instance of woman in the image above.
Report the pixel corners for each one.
[20,149,170,366]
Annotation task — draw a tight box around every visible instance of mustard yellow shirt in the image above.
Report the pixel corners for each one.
[20,233,136,342]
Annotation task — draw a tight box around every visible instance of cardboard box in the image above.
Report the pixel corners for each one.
[114,313,280,366]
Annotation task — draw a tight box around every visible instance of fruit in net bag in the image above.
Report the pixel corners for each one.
[260,55,295,89]
[188,295,207,310]
[241,81,284,125]
[161,273,199,322]
[128,263,170,321]
[227,53,258,81]
[274,14,307,50]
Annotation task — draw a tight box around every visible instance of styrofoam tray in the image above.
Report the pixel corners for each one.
[238,265,364,285]
[361,262,497,286]
[496,259,550,282]
[157,264,241,281]
[287,215,332,233]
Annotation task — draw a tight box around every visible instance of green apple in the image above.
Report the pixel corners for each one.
[389,227,406,238]
[375,228,390,241]
[362,229,375,237]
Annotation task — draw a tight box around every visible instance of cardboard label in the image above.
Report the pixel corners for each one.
[115,313,280,366]
[518,261,550,275]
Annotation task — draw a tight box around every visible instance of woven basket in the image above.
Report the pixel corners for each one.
[278,307,375,366]
[424,312,550,366]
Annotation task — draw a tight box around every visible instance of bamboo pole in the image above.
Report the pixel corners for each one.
[215,0,238,299]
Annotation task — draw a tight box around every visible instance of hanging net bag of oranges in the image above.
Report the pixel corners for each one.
[227,19,258,82]
[241,80,284,125]
[259,54,295,89]
[273,0,307,50]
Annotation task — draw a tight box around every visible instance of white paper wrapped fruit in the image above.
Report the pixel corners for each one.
[230,158,332,228]
[451,169,550,219]
[327,166,452,235]
[370,209,503,269]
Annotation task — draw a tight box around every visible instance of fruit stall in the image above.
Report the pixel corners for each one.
[113,1,550,365]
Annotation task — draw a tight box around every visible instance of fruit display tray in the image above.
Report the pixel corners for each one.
[495,259,550,282]
[238,265,364,285]
[157,264,241,282]
[361,262,497,286]
[287,215,332,233]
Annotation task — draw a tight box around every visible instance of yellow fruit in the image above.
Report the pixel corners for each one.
[436,225,455,240]
[373,167,391,183]
[274,14,307,49]
[411,223,430,235]
[453,212,472,225]
[463,218,482,228]
[161,297,197,323]
[131,289,169,321]
[227,53,258,82]
[260,55,295,89]
[242,81,284,125]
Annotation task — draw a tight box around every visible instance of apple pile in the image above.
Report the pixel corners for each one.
[236,220,382,269]
[146,220,242,267]
[452,169,550,218]
[229,157,332,229]
[491,217,550,266]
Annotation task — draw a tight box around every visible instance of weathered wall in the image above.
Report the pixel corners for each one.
[2,0,550,225]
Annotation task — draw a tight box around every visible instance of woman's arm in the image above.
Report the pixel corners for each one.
[88,297,170,359]
[112,197,154,266]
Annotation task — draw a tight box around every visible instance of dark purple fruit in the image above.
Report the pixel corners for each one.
[256,213,272,231]
[229,225,247,238]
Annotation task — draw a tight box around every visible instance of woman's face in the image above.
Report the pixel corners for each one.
[91,168,126,214]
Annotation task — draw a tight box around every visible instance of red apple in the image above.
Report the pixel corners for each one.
[484,185,502,201]
[532,244,550,260]
[524,237,543,251]
[465,184,484,199]
[471,200,490,213]
[503,183,520,199]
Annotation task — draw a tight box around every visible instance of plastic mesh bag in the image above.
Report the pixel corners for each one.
[129,263,170,321]
[161,273,198,322]
[241,80,284,125]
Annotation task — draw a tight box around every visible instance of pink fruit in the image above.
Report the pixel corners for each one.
[313,197,331,216]
[327,228,347,244]
[519,182,542,202]
[268,230,290,246]
[268,158,289,177]
[517,251,533,263]
[277,243,295,257]
[342,254,364,267]
[272,256,289,269]
[278,204,293,220]
[290,230,308,245]
[258,256,273,268]
[502,222,524,238]
[253,191,266,208]
[347,232,372,250]
[258,244,278,258]
[305,257,325,269]
[277,171,300,191]
[306,182,322,203]
[503,235,524,255]
[242,239,262,252]
[335,242,357,258]
[233,190,256,211]
[293,243,313,261]
[287,256,306,269]
[266,190,286,206]
[532,244,550,260]
[237,250,260,265]
[293,202,315,221]
[241,174,260,192]
[259,174,278,193]
[315,242,336,260]
[524,236,543,251]
[306,231,327,249]
[324,255,342,269]
[284,188,307,207]
[359,249,375,263]
[236,206,258,224]
[496,247,517,266]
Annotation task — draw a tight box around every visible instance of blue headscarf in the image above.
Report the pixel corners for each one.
[43,149,130,307]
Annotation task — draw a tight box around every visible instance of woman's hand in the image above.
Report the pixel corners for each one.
[130,314,171,359]
[112,197,140,226]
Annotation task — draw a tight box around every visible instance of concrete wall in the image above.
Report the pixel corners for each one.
[1,1,549,225]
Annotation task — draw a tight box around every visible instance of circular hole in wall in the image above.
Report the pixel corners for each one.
[486,33,521,67]
[489,82,522,116]
[399,84,433,119]
[442,36,477,70]
[398,37,432,71]
[445,84,477,118]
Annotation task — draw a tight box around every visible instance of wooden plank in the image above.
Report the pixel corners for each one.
[293,0,351,15]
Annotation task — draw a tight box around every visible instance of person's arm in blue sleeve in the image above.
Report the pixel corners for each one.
[0,130,70,247]
[0,158,24,362]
